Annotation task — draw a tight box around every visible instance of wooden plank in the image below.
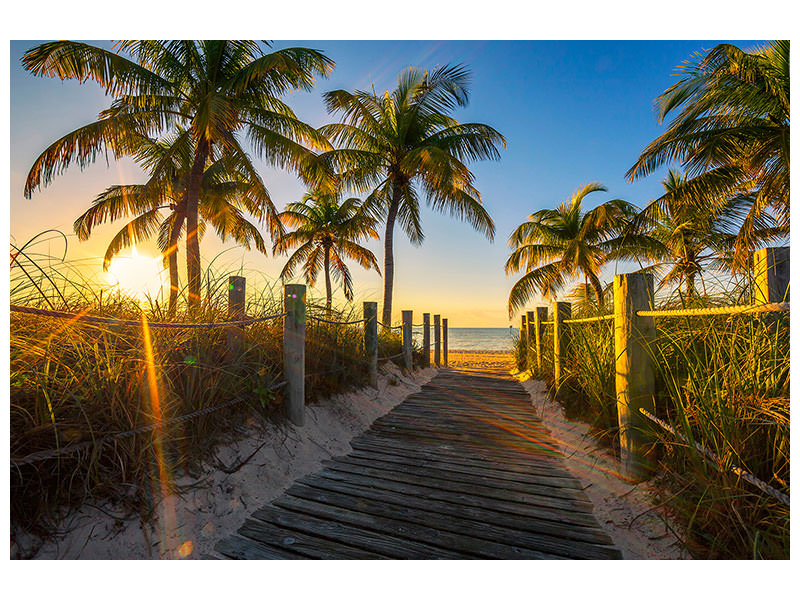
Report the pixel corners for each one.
[306,470,600,527]
[281,483,618,558]
[374,413,552,439]
[240,516,387,559]
[359,427,562,459]
[272,493,565,560]
[350,435,568,472]
[214,534,306,560]
[321,459,594,512]
[350,442,583,482]
[250,505,471,559]
[299,473,602,531]
[346,448,582,489]
[332,454,587,498]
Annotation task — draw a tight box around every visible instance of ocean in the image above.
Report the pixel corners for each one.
[412,327,519,351]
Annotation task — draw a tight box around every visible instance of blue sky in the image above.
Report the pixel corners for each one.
[9,39,765,325]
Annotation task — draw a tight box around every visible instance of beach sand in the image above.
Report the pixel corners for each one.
[15,363,437,560]
[439,349,515,373]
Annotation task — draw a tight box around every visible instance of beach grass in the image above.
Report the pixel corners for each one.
[10,237,414,541]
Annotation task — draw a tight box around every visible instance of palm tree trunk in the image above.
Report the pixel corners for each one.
[588,272,604,308]
[185,138,209,312]
[166,213,185,316]
[324,244,332,314]
[382,185,401,325]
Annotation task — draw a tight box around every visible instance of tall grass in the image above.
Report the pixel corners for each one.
[10,235,414,542]
[516,284,790,559]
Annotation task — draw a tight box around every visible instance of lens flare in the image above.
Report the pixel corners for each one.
[106,246,166,301]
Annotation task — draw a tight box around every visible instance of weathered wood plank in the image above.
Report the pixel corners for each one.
[306,471,601,527]
[250,505,471,559]
[345,448,583,489]
[215,534,306,560]
[272,493,565,559]
[281,483,619,558]
[320,459,594,511]
[239,517,386,559]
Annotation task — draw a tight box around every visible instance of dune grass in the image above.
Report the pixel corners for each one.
[10,235,412,543]
[515,284,790,559]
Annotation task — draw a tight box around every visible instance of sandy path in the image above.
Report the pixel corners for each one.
[16,363,437,560]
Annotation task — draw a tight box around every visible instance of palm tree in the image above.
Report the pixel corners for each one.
[318,65,505,324]
[274,190,380,311]
[505,183,640,316]
[630,170,745,298]
[626,41,789,269]
[23,40,334,309]
[74,132,272,313]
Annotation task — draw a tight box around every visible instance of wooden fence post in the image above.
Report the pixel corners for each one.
[526,310,535,372]
[364,301,378,387]
[423,313,431,367]
[534,306,547,373]
[754,247,790,304]
[614,273,656,481]
[519,314,527,370]
[434,314,441,367]
[553,301,571,388]
[284,284,306,426]
[402,310,413,370]
[227,276,246,356]
[442,318,448,367]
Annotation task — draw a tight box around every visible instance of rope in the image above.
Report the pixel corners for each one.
[10,304,287,329]
[378,351,405,361]
[306,314,365,325]
[10,381,287,467]
[639,408,790,507]
[636,302,789,318]
[563,314,614,324]
[378,322,403,330]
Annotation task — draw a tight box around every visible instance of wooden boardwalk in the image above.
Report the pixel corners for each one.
[215,367,621,559]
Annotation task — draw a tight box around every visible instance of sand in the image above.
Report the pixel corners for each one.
[15,363,437,560]
[443,349,516,373]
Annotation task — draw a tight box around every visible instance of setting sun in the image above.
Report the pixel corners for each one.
[105,246,167,301]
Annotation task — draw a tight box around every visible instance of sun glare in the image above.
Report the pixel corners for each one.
[105,247,167,302]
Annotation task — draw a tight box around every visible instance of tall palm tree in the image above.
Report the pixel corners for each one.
[275,190,380,311]
[318,65,505,324]
[505,183,640,315]
[627,41,789,269]
[74,132,272,313]
[630,170,747,298]
[22,40,334,309]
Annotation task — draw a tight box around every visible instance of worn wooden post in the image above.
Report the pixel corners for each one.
[442,318,448,367]
[526,310,535,371]
[227,276,246,356]
[553,301,571,388]
[363,302,378,387]
[422,313,431,367]
[754,247,790,304]
[433,314,441,367]
[519,314,527,370]
[402,310,413,370]
[534,306,547,374]
[283,284,306,426]
[614,273,656,481]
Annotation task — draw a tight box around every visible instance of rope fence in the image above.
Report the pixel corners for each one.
[11,304,287,328]
[639,408,790,507]
[637,302,789,318]
[562,314,614,325]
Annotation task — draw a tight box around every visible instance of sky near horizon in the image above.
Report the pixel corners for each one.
[9,39,765,326]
